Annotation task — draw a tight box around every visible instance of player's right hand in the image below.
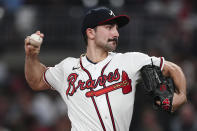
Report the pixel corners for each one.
[24,31,44,57]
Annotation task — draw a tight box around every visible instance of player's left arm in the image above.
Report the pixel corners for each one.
[162,61,187,112]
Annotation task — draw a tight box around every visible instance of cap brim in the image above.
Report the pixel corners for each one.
[98,15,130,28]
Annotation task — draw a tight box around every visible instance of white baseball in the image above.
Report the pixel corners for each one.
[29,33,43,46]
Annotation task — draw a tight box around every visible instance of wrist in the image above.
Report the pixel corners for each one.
[25,54,40,63]
[26,53,38,59]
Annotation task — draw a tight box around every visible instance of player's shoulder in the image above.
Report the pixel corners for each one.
[112,52,149,58]
[124,52,148,56]
[56,57,79,68]
[60,57,79,64]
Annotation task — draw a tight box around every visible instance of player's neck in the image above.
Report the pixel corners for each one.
[86,45,108,63]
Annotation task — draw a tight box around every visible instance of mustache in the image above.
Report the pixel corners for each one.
[108,37,118,44]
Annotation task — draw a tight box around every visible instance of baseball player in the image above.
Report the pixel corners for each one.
[24,7,187,131]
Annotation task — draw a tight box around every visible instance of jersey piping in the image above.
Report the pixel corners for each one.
[101,61,117,131]
[80,56,106,131]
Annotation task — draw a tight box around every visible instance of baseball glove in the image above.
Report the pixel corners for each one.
[139,64,175,113]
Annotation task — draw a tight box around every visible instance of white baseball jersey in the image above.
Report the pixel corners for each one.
[43,52,165,131]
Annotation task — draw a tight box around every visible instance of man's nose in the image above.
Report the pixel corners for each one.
[112,28,119,38]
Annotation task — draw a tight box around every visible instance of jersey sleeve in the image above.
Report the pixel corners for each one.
[43,61,64,91]
[128,52,165,71]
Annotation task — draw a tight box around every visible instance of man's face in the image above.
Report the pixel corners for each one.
[94,23,119,52]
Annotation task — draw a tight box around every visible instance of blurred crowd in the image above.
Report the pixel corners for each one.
[0,0,197,131]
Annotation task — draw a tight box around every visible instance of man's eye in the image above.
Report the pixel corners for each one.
[106,25,112,30]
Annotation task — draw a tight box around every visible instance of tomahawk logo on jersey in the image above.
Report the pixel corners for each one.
[43,52,164,131]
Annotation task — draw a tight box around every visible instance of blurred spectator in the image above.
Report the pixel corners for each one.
[15,6,36,37]
[0,95,10,129]
[188,88,197,111]
[54,116,71,131]
[181,59,196,90]
[1,0,24,12]
[170,103,197,131]
[0,61,9,87]
[138,107,163,131]
[191,29,197,57]
[0,47,9,88]
[31,93,58,126]
[145,0,182,17]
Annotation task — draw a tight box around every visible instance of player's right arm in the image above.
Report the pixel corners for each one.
[24,31,50,91]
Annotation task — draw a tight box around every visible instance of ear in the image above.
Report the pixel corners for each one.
[86,28,95,40]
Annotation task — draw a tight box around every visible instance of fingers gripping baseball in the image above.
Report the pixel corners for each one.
[25,31,44,57]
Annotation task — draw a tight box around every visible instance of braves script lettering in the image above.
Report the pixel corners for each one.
[66,69,132,96]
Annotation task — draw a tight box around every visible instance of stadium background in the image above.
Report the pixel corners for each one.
[0,0,197,131]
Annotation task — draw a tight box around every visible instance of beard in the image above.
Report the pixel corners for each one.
[104,38,118,52]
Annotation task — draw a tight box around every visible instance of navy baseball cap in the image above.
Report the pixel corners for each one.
[81,7,130,36]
